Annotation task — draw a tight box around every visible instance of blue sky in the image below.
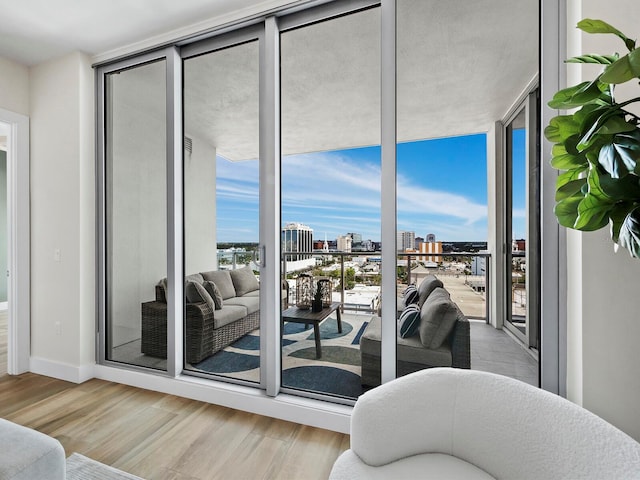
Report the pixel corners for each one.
[215,133,526,243]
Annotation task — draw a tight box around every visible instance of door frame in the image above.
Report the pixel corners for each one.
[0,108,30,375]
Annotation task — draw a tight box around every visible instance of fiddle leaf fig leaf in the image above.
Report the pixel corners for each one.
[598,130,640,178]
[555,174,586,201]
[566,54,618,65]
[577,19,636,51]
[601,55,636,84]
[574,193,614,230]
[544,116,579,142]
[618,207,640,257]
[554,196,582,229]
[598,172,640,201]
[547,80,608,109]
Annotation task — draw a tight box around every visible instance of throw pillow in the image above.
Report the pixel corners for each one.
[419,294,459,349]
[203,281,224,310]
[398,303,421,338]
[201,270,236,300]
[402,284,419,305]
[156,278,168,303]
[229,266,260,297]
[416,275,444,306]
[185,281,215,311]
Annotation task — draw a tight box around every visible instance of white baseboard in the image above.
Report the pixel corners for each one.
[94,365,351,434]
[29,357,95,384]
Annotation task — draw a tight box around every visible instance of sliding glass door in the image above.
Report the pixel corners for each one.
[104,58,168,370]
[280,5,381,400]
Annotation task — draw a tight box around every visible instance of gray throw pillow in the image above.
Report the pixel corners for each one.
[203,281,224,310]
[398,303,421,338]
[229,266,260,297]
[417,275,444,306]
[201,270,236,299]
[156,278,168,303]
[185,281,215,311]
[419,294,459,349]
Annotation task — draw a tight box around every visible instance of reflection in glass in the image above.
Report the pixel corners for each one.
[281,7,381,399]
[106,60,167,370]
[182,41,261,383]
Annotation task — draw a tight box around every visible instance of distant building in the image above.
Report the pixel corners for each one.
[426,233,436,242]
[418,238,443,264]
[337,235,352,253]
[472,254,486,276]
[397,231,415,251]
[282,222,313,262]
[414,236,424,249]
[513,239,526,252]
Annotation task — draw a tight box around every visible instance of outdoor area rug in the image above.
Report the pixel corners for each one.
[192,313,371,398]
[67,453,144,480]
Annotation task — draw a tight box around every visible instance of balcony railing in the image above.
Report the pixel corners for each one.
[218,248,491,321]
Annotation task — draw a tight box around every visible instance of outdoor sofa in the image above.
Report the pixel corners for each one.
[359,275,470,386]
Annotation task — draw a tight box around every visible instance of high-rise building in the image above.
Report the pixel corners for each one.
[337,235,353,252]
[282,222,313,261]
[397,231,415,251]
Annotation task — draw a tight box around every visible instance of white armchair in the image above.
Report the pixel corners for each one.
[330,368,640,479]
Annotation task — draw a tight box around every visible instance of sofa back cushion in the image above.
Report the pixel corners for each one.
[417,275,444,306]
[229,266,260,297]
[419,290,458,349]
[201,270,236,300]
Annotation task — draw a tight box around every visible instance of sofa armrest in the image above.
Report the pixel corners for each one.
[450,310,470,369]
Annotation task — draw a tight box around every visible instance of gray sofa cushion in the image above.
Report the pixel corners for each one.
[225,295,260,314]
[203,280,223,310]
[229,266,260,297]
[417,275,444,306]
[360,316,452,367]
[213,304,249,329]
[419,291,458,349]
[201,270,236,300]
[186,273,204,285]
[185,281,215,311]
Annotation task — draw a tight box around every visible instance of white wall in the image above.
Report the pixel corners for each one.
[29,52,95,377]
[0,56,29,116]
[565,0,640,441]
[184,134,217,275]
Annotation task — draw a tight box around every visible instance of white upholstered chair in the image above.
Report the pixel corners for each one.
[330,368,640,479]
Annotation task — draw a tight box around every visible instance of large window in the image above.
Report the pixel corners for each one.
[97,0,547,405]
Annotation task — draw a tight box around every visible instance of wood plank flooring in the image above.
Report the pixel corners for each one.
[0,373,350,480]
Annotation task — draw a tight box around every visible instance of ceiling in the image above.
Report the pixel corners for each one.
[0,0,292,66]
[1,0,538,159]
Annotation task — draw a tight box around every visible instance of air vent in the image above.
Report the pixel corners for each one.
[184,136,193,156]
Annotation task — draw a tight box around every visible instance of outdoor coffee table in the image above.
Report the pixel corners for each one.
[281,302,342,359]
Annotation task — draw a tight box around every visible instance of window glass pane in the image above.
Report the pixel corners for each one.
[396,0,538,386]
[281,6,381,400]
[182,40,260,383]
[106,59,167,370]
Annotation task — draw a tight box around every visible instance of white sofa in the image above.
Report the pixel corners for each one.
[330,368,640,479]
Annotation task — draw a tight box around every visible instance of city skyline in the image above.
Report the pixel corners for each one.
[215,133,526,243]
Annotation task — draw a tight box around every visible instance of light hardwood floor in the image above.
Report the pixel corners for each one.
[0,373,350,479]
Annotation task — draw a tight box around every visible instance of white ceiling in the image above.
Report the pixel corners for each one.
[0,0,293,66]
[1,0,538,159]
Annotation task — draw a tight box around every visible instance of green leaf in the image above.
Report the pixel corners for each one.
[618,206,640,257]
[544,116,580,142]
[577,19,636,51]
[550,151,588,170]
[598,129,640,177]
[574,193,614,230]
[547,80,606,109]
[556,168,586,201]
[554,196,582,229]
[601,55,636,84]
[566,54,618,65]
[598,172,640,201]
[577,110,631,151]
[610,204,633,243]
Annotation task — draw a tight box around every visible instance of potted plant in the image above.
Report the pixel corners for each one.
[545,19,640,257]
